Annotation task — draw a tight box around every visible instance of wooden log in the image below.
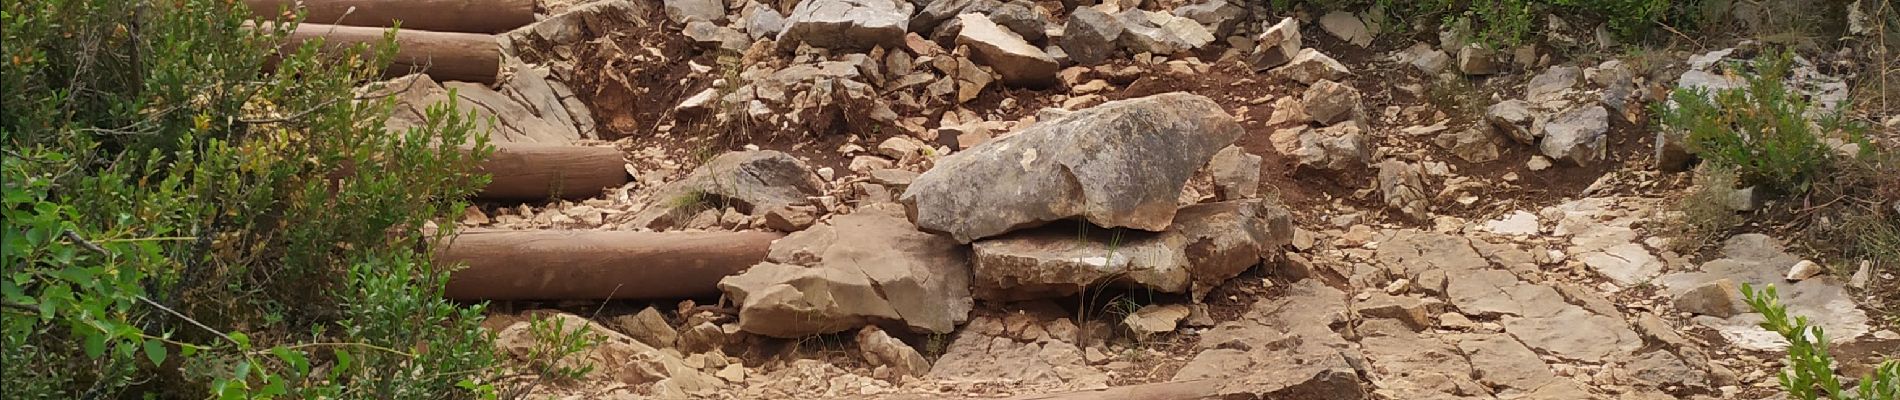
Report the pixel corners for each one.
[475,143,629,200]
[247,0,536,34]
[440,230,785,300]
[284,23,499,83]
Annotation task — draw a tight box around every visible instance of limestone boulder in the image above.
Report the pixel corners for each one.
[1536,105,1610,165]
[901,92,1242,243]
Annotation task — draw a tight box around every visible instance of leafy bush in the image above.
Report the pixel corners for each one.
[1742,284,1898,399]
[2,0,497,397]
[1657,50,1858,194]
[1271,0,1685,46]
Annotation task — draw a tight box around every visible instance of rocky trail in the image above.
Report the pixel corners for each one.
[295,0,1897,398]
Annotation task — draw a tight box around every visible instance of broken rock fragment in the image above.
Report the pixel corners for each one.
[858,326,931,377]
[1377,160,1430,220]
[1302,80,1363,125]
[955,13,1058,87]
[901,92,1243,243]
[1249,17,1301,70]
[1289,123,1371,171]
[1060,6,1124,66]
[1272,48,1350,84]
[1536,105,1611,165]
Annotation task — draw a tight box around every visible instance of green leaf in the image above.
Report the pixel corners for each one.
[229,331,251,349]
[143,339,167,365]
[82,332,107,358]
[271,346,310,377]
[333,348,353,376]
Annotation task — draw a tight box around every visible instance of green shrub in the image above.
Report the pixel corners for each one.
[1271,0,1686,46]
[2,0,497,397]
[1742,284,1898,399]
[1657,50,1858,194]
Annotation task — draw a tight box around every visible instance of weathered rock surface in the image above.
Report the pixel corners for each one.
[956,13,1058,87]
[1456,333,1559,392]
[1433,128,1501,163]
[970,199,1290,301]
[1118,11,1206,55]
[382,68,597,144]
[1060,6,1123,66]
[910,0,1000,34]
[1537,105,1610,165]
[929,319,1109,391]
[777,0,913,51]
[630,151,825,230]
[1394,43,1450,74]
[606,307,678,349]
[1673,278,1746,318]
[664,0,725,24]
[901,92,1242,243]
[1658,234,1872,350]
[497,313,719,392]
[717,204,971,337]
[1123,304,1191,339]
[986,1,1048,42]
[1173,280,1368,399]
[1457,44,1499,75]
[1526,65,1582,103]
[1272,48,1350,84]
[744,3,786,39]
[1552,197,1665,287]
[1173,0,1243,37]
[1303,80,1363,125]
[857,326,931,377]
[1377,160,1430,220]
[1249,17,1301,69]
[1360,319,1491,397]
[1487,99,1536,144]
[1318,11,1372,46]
[684,20,750,51]
[1207,145,1261,200]
[1286,123,1371,171]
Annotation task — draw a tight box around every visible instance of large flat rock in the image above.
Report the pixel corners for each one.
[719,204,971,338]
[1657,234,1873,350]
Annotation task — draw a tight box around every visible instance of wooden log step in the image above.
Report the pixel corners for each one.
[247,0,535,34]
[282,23,500,84]
[475,143,628,201]
[440,230,784,300]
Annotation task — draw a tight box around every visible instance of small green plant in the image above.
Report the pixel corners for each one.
[1269,0,1688,46]
[1741,284,1898,399]
[522,315,604,384]
[1658,50,1860,194]
[1661,166,1745,253]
